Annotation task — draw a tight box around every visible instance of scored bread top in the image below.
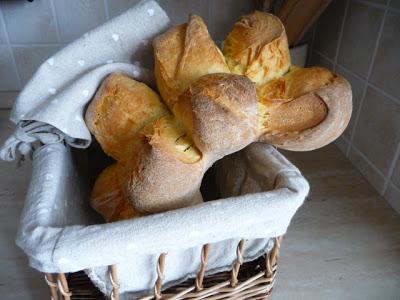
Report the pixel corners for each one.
[87,12,352,220]
[223,11,291,86]
[90,163,138,222]
[176,73,258,156]
[258,67,333,134]
[153,15,230,110]
[85,73,202,165]
[85,73,169,161]
[259,69,352,151]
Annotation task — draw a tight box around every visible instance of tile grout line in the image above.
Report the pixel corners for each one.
[49,0,62,44]
[359,0,400,12]
[0,6,22,90]
[332,0,351,156]
[347,0,390,168]
[333,61,400,105]
[337,0,351,156]
[103,0,110,20]
[312,49,334,63]
[358,0,389,10]
[307,22,317,66]
[383,140,400,195]
[322,57,400,106]
[0,43,66,47]
[367,82,400,106]
[341,135,350,143]
[382,12,400,192]
[351,143,388,183]
[332,0,350,72]
[307,20,318,66]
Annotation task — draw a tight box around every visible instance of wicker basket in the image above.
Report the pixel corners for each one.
[14,141,307,300]
[44,237,282,300]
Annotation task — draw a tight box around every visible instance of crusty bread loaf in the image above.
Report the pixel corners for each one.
[86,73,201,164]
[121,135,205,213]
[85,73,169,161]
[88,72,257,217]
[257,66,352,151]
[90,163,137,222]
[153,15,230,110]
[223,11,291,86]
[259,68,352,151]
[175,73,258,156]
[222,13,351,151]
[87,12,352,222]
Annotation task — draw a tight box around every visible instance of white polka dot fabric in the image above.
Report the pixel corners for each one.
[15,142,308,297]
[5,0,309,297]
[1,0,170,161]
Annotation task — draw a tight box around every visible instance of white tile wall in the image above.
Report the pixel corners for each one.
[0,8,7,45]
[309,0,400,213]
[0,0,58,44]
[0,0,256,99]
[0,47,20,90]
[13,46,60,86]
[53,0,107,43]
[0,91,19,109]
[107,0,142,18]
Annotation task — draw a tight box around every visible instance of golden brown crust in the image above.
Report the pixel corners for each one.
[176,73,258,156]
[258,67,332,134]
[90,164,138,222]
[153,15,230,109]
[122,136,205,213]
[223,11,291,86]
[85,73,169,161]
[259,68,352,151]
[87,12,353,222]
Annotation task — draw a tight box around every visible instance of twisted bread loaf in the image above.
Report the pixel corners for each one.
[86,12,352,221]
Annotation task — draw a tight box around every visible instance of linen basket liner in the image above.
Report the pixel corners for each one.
[0,0,309,297]
[16,142,308,296]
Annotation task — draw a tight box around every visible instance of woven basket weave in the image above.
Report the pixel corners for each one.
[43,236,282,300]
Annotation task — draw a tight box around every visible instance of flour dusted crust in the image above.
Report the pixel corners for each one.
[85,73,169,161]
[256,66,351,150]
[122,138,205,213]
[86,13,352,222]
[90,164,138,222]
[153,15,230,110]
[259,73,352,151]
[223,11,291,86]
[176,73,258,156]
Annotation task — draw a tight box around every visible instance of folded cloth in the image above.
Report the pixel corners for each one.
[0,0,170,161]
[4,1,309,297]
[16,142,308,297]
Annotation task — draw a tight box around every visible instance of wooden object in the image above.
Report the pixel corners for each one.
[278,0,332,46]
[44,237,283,299]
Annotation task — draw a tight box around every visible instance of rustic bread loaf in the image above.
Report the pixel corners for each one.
[154,15,230,110]
[175,73,258,156]
[90,163,137,222]
[223,11,291,86]
[87,72,257,216]
[222,12,351,151]
[87,12,352,222]
[257,66,352,151]
[85,73,169,161]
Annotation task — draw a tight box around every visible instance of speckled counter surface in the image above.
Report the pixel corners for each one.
[0,110,399,300]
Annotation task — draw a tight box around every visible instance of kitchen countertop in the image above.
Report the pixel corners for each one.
[0,109,399,299]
